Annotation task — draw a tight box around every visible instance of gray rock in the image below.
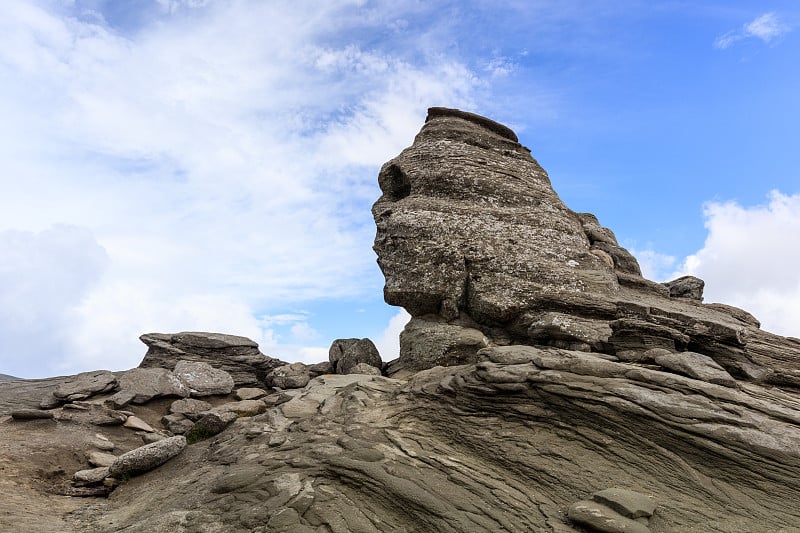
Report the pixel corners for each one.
[654,351,737,387]
[161,413,195,435]
[139,331,286,387]
[234,387,268,400]
[397,318,488,371]
[89,409,127,426]
[89,435,115,451]
[186,411,237,442]
[329,338,382,375]
[116,367,189,404]
[53,371,118,402]
[663,275,705,301]
[267,363,311,389]
[307,361,334,377]
[527,312,612,351]
[109,436,186,477]
[169,398,212,420]
[73,466,110,484]
[87,451,117,468]
[213,399,265,417]
[106,390,137,409]
[347,363,382,376]
[173,360,235,397]
[591,488,657,519]
[10,409,54,420]
[568,500,651,533]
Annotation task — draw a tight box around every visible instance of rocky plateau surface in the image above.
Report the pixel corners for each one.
[2,107,800,532]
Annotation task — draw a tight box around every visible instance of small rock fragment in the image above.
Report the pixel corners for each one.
[73,466,111,484]
[123,415,155,432]
[87,451,117,468]
[568,500,651,533]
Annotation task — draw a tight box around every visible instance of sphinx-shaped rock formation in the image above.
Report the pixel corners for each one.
[373,107,800,387]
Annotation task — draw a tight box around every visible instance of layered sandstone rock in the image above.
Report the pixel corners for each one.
[373,107,800,386]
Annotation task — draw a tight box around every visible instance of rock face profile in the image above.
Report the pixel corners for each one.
[2,108,800,532]
[373,107,800,386]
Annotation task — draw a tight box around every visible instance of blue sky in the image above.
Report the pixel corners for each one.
[1,0,798,378]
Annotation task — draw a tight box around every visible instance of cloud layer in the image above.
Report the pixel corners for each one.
[714,12,791,49]
[0,0,479,376]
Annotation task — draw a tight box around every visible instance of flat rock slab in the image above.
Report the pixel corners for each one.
[654,351,737,387]
[109,436,187,477]
[234,387,267,401]
[213,399,265,417]
[116,368,189,404]
[173,360,235,397]
[53,371,118,401]
[568,500,651,533]
[169,398,212,420]
[592,488,657,519]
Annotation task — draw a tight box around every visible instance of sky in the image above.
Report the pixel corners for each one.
[1,0,798,379]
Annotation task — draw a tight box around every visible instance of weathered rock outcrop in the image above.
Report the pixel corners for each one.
[139,331,286,387]
[372,107,800,387]
[1,108,800,533]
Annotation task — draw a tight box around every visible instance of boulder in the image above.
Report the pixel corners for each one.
[186,411,237,443]
[161,413,195,435]
[307,361,334,377]
[398,318,488,371]
[169,398,212,420]
[116,367,189,404]
[663,275,705,301]
[329,338,382,375]
[109,436,187,477]
[53,371,118,402]
[173,360,235,397]
[347,363,382,376]
[267,363,311,389]
[139,331,286,387]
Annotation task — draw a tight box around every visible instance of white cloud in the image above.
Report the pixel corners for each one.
[628,247,677,282]
[374,308,411,362]
[0,0,481,377]
[677,191,800,337]
[0,226,109,377]
[714,12,791,49]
